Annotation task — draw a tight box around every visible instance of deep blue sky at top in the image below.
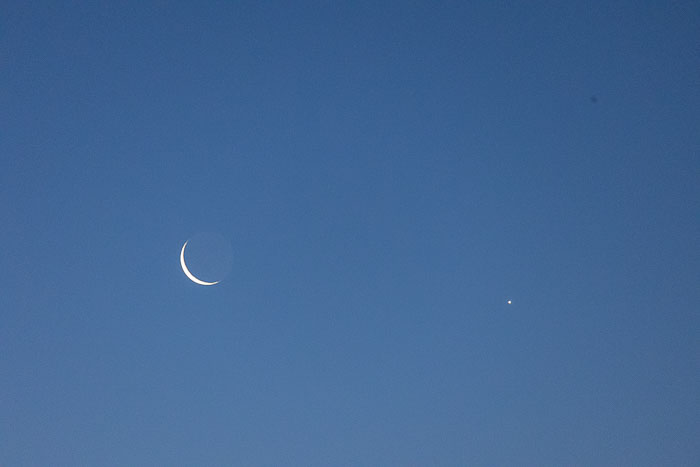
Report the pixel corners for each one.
[1,1,699,465]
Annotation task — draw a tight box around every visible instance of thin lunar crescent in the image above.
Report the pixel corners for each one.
[180,241,220,286]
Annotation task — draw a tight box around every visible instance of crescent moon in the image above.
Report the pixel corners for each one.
[180,241,220,286]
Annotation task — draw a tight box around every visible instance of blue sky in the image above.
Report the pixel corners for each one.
[1,1,699,465]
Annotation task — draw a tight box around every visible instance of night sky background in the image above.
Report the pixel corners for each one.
[2,1,699,465]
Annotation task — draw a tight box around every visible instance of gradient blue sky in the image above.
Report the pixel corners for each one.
[2,1,699,465]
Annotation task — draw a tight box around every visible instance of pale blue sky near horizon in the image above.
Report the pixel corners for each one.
[1,1,699,465]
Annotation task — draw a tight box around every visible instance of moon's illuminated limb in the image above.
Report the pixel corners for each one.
[180,241,220,286]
